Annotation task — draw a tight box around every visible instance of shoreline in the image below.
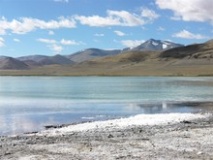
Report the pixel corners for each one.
[0,100,212,137]
[1,73,210,77]
[1,112,213,159]
[0,101,212,137]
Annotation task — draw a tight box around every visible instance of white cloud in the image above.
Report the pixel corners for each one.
[114,30,126,36]
[75,10,146,27]
[141,8,160,21]
[173,29,208,39]
[0,17,7,35]
[54,0,69,3]
[37,38,57,44]
[94,33,104,37]
[0,37,5,47]
[49,44,63,53]
[0,8,158,35]
[121,40,145,48]
[13,38,20,42]
[155,0,213,24]
[0,17,76,35]
[48,30,55,35]
[60,39,80,45]
[75,15,119,27]
[157,26,165,31]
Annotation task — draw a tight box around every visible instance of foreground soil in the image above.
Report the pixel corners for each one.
[1,115,213,160]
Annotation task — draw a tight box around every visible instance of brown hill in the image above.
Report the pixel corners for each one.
[0,57,29,70]
[83,51,160,64]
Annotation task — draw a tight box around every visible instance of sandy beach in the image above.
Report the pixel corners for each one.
[1,112,213,160]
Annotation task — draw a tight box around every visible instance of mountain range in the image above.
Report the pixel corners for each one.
[0,38,213,76]
[0,39,184,70]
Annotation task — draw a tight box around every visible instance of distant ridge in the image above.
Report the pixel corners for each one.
[67,48,121,63]
[18,54,74,66]
[18,55,49,62]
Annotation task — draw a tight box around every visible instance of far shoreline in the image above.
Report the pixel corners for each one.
[0,73,213,77]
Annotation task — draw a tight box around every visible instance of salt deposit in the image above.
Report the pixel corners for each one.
[40,113,208,136]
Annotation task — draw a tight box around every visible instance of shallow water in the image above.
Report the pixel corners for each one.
[0,76,213,135]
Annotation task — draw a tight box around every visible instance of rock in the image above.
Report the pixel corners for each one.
[197,151,203,155]
[4,152,11,156]
[108,134,114,138]
[181,120,192,124]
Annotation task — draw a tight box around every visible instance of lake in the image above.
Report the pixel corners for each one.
[0,76,213,135]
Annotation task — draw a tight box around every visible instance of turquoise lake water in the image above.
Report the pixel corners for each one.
[0,76,213,135]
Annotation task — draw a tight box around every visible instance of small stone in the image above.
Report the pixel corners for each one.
[197,151,203,155]
[108,134,114,138]
[182,120,192,124]
[4,152,11,156]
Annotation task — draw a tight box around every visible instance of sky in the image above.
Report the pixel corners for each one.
[0,0,213,57]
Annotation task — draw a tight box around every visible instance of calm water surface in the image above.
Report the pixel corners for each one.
[0,76,213,135]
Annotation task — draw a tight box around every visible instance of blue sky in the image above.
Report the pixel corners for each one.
[0,0,213,57]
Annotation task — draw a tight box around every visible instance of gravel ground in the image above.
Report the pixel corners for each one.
[1,114,213,160]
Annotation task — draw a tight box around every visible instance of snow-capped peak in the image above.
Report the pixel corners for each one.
[131,39,183,51]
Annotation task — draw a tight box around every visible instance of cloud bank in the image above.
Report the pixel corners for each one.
[0,8,159,35]
[0,16,76,35]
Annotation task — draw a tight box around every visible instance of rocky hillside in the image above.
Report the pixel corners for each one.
[160,40,213,59]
